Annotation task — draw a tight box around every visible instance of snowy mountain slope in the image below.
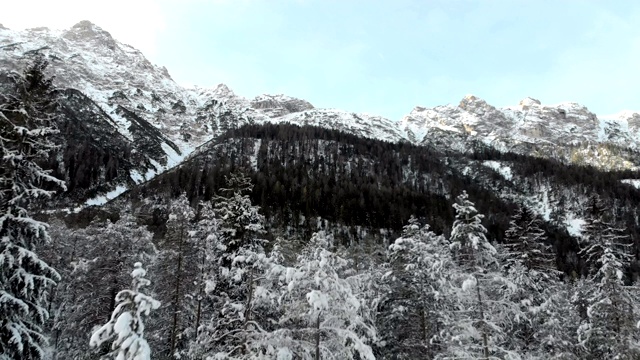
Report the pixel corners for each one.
[0,21,407,163]
[400,95,640,170]
[3,20,640,207]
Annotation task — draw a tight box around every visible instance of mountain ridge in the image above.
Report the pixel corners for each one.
[3,19,640,206]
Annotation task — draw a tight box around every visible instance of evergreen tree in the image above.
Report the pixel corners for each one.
[579,195,630,277]
[213,171,267,261]
[503,206,555,273]
[379,215,453,359]
[439,191,523,360]
[186,200,222,357]
[90,262,161,360]
[150,194,197,359]
[191,176,276,358]
[500,206,558,354]
[577,217,640,359]
[533,281,582,360]
[0,54,66,360]
[275,231,377,360]
[43,211,155,360]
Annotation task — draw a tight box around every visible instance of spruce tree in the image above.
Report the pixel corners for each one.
[440,191,523,360]
[276,231,377,360]
[0,54,66,360]
[90,263,161,360]
[151,194,197,359]
[502,206,555,274]
[500,206,558,354]
[380,216,453,359]
[577,200,640,359]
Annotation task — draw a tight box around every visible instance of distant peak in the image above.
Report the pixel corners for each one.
[518,97,541,110]
[0,23,8,30]
[519,97,541,106]
[71,20,98,31]
[212,83,234,97]
[63,20,116,49]
[459,94,490,109]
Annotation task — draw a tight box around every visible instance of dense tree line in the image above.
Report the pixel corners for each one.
[131,122,640,274]
[42,177,640,360]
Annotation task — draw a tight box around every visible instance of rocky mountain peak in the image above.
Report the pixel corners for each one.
[458,94,497,117]
[62,20,117,50]
[519,97,541,110]
[211,83,235,98]
[0,24,7,30]
[251,94,314,117]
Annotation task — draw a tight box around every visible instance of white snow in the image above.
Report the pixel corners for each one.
[306,290,329,311]
[130,170,144,184]
[621,179,640,189]
[482,161,513,181]
[461,277,477,292]
[85,185,128,206]
[277,348,293,360]
[566,217,585,237]
[250,139,262,171]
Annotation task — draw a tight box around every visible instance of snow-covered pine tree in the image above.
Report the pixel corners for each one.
[40,219,94,360]
[45,210,156,360]
[278,232,377,359]
[503,206,555,274]
[90,262,161,360]
[187,200,222,354]
[213,171,267,262]
[378,215,453,359]
[532,281,582,360]
[191,175,280,359]
[440,191,523,360]
[0,54,66,360]
[577,206,640,359]
[579,195,631,277]
[150,194,198,359]
[500,206,559,354]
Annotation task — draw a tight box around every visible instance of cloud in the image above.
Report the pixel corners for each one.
[2,0,166,59]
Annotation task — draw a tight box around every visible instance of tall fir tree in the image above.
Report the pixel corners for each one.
[90,262,161,360]
[275,231,377,360]
[150,194,197,359]
[191,175,275,358]
[0,54,66,360]
[439,191,524,360]
[500,206,559,354]
[379,215,453,359]
[576,200,640,359]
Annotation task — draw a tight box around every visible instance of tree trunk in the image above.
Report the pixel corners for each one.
[169,223,186,357]
[194,249,206,338]
[475,276,489,360]
[420,306,427,343]
[315,312,321,360]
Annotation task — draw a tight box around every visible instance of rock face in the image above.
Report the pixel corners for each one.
[398,95,640,170]
[251,94,314,117]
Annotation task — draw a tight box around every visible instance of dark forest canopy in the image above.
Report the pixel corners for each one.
[120,123,640,275]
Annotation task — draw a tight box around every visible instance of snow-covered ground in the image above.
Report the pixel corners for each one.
[621,179,640,189]
[85,185,128,206]
[482,160,513,181]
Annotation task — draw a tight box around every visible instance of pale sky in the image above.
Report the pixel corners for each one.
[3,0,640,120]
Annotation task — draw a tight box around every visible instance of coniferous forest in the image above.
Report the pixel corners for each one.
[3,55,640,360]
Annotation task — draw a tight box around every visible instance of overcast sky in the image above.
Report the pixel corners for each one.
[4,0,640,120]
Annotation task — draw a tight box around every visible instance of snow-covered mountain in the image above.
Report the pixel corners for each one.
[400,95,640,170]
[2,20,640,205]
